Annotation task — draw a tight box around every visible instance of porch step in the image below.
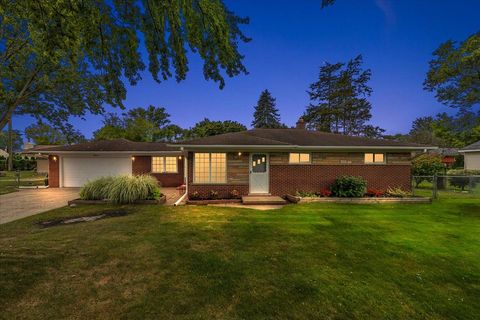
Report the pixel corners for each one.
[242,195,287,205]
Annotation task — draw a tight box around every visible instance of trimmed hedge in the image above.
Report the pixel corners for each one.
[330,176,367,198]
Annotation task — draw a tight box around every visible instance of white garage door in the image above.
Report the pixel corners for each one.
[62,157,132,187]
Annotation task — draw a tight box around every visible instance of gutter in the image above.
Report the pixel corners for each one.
[32,150,183,155]
[458,149,480,153]
[170,144,437,151]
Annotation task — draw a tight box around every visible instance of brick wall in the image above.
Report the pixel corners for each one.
[132,155,184,187]
[48,155,59,187]
[269,164,411,195]
[186,151,413,197]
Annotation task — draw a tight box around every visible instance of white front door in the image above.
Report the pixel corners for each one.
[249,153,269,194]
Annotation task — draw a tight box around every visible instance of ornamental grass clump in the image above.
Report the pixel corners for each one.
[80,176,115,200]
[330,176,367,197]
[108,175,161,204]
[79,175,161,203]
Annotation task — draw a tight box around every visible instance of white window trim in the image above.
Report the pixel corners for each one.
[152,156,178,173]
[364,153,386,164]
[193,153,227,184]
[288,152,311,164]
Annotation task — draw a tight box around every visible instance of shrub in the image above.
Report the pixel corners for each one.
[190,191,201,200]
[108,175,161,204]
[209,190,219,199]
[80,176,115,200]
[80,175,161,203]
[230,189,240,199]
[412,154,444,187]
[330,176,366,197]
[366,188,384,197]
[319,189,332,197]
[386,186,410,198]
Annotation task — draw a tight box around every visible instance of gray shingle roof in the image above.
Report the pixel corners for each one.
[175,129,433,148]
[460,140,480,151]
[33,139,181,153]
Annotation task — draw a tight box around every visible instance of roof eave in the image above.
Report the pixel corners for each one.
[459,149,480,153]
[33,150,183,155]
[172,144,436,151]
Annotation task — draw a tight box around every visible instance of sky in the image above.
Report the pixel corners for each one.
[13,0,480,139]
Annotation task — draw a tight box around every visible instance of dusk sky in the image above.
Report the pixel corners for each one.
[14,0,480,139]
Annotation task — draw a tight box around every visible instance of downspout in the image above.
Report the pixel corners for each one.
[174,152,188,206]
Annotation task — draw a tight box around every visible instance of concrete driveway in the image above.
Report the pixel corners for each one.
[0,188,80,224]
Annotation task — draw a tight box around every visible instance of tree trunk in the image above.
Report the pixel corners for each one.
[7,116,13,171]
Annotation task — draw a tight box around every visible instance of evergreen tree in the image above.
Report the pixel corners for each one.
[304,55,384,136]
[252,90,282,128]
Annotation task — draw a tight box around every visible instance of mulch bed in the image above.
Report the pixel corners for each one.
[68,195,166,206]
[37,209,131,228]
[186,199,242,205]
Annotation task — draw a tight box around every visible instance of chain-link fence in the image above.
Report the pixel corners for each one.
[412,175,480,199]
[0,171,48,194]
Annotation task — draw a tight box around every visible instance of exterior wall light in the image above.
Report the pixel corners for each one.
[238,152,242,156]
[131,156,135,161]
[178,155,182,160]
[52,156,57,161]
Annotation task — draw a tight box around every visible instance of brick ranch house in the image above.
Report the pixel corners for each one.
[36,124,435,197]
[175,123,435,198]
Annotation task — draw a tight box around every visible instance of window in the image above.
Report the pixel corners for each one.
[364,153,385,164]
[289,153,311,164]
[152,156,178,173]
[194,153,226,183]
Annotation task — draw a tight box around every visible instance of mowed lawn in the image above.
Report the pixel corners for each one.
[1,200,479,319]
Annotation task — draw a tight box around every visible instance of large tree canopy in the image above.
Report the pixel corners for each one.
[424,32,480,110]
[187,118,246,138]
[0,0,250,131]
[25,122,86,145]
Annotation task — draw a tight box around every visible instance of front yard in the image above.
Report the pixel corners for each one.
[0,171,47,195]
[0,200,479,319]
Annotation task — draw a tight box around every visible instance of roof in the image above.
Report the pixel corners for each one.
[173,129,435,150]
[460,140,480,152]
[32,139,181,153]
[429,148,459,156]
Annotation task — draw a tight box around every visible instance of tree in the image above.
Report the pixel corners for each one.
[93,106,182,142]
[304,55,384,136]
[424,32,480,110]
[252,90,283,128]
[0,129,22,151]
[0,1,250,131]
[411,154,444,187]
[187,118,247,138]
[25,123,86,145]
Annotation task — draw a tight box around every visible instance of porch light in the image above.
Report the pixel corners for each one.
[178,155,182,160]
[131,156,135,161]
[238,152,242,156]
[52,156,57,161]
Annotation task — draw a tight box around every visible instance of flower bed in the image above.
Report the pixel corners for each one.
[187,189,242,205]
[286,194,431,204]
[186,198,242,205]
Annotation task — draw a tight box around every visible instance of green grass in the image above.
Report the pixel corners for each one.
[0,171,47,194]
[1,200,479,319]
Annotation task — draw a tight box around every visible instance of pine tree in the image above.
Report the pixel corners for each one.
[252,90,282,128]
[304,55,384,136]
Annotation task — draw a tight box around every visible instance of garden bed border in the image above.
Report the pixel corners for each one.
[68,194,166,206]
[286,194,431,204]
[186,199,242,205]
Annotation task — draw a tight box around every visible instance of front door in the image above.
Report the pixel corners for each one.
[249,153,269,194]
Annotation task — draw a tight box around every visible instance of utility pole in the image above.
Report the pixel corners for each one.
[7,116,13,171]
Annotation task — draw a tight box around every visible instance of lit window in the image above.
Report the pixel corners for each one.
[194,153,226,183]
[152,156,178,173]
[289,153,310,163]
[364,153,385,164]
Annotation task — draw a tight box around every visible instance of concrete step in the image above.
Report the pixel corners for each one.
[242,195,287,205]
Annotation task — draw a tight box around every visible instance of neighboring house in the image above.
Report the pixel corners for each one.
[173,121,435,198]
[459,141,480,170]
[34,139,184,187]
[34,124,435,196]
[429,148,460,168]
[22,144,58,174]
